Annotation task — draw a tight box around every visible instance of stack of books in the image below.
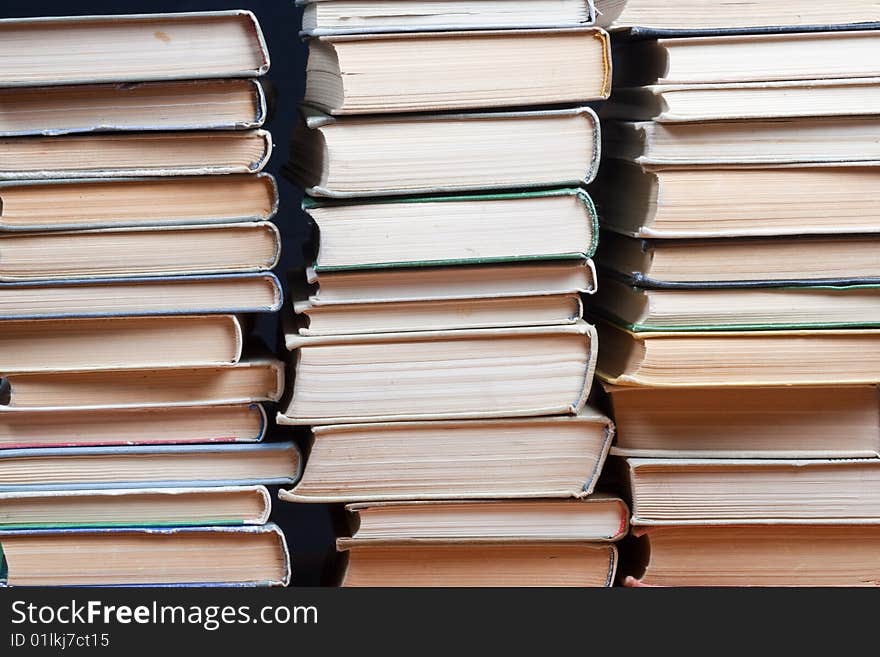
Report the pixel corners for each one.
[280,0,628,586]
[0,11,300,587]
[592,3,880,586]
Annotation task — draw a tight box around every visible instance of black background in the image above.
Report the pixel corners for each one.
[0,0,334,585]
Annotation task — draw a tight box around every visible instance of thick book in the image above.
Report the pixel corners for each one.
[0,315,247,372]
[0,403,268,449]
[591,161,880,239]
[0,273,282,320]
[338,542,617,587]
[595,0,880,33]
[280,410,614,502]
[0,129,271,180]
[339,497,629,545]
[597,322,880,387]
[304,188,599,270]
[295,294,584,336]
[0,79,266,138]
[288,107,600,197]
[299,0,597,35]
[278,323,597,424]
[0,11,269,87]
[0,442,302,492]
[0,174,278,232]
[0,359,284,410]
[303,28,610,114]
[298,259,597,306]
[606,384,880,459]
[0,524,290,587]
[628,524,880,588]
[604,78,880,123]
[0,485,271,530]
[604,118,880,166]
[0,222,280,281]
[593,278,880,331]
[612,30,880,86]
[598,231,880,287]
[628,458,880,524]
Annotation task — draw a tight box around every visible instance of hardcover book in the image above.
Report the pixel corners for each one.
[289,107,601,197]
[340,497,629,544]
[606,384,880,459]
[0,129,272,180]
[0,442,302,492]
[278,323,598,424]
[0,273,282,320]
[297,259,597,306]
[627,458,880,524]
[598,231,880,287]
[629,524,880,587]
[0,314,248,371]
[0,403,269,449]
[0,524,290,587]
[0,174,278,232]
[280,410,614,502]
[0,11,270,87]
[303,28,610,113]
[299,0,598,35]
[0,358,284,410]
[591,161,880,239]
[596,322,880,386]
[0,79,267,137]
[0,485,272,530]
[303,188,599,271]
[0,222,281,281]
[595,0,880,33]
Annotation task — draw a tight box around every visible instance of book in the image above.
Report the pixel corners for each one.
[299,260,597,305]
[338,542,617,587]
[303,189,599,270]
[300,0,598,35]
[604,78,880,123]
[303,28,610,114]
[0,174,278,232]
[0,524,290,587]
[0,485,271,530]
[288,107,600,197]
[295,294,584,336]
[281,411,613,502]
[628,524,880,587]
[0,11,269,87]
[605,384,880,459]
[0,79,266,137]
[339,497,629,544]
[592,161,880,238]
[598,231,880,287]
[604,118,880,165]
[595,0,880,32]
[278,323,597,424]
[596,323,880,386]
[593,278,880,330]
[0,359,284,410]
[0,273,282,320]
[0,443,302,492]
[0,403,268,449]
[627,458,880,524]
[0,315,247,372]
[0,222,280,281]
[612,31,880,86]
[0,129,272,180]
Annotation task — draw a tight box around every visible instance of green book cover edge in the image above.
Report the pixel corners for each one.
[593,309,880,333]
[306,188,600,271]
